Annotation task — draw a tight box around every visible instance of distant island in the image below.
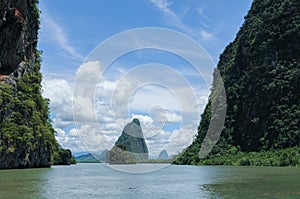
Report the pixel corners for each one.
[75,149,174,164]
[108,118,149,164]
[75,150,108,163]
[158,149,171,160]
[74,119,176,164]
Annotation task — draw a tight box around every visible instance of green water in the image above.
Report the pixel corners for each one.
[0,164,299,198]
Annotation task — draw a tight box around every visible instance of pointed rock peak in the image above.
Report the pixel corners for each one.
[123,118,143,138]
[132,118,140,126]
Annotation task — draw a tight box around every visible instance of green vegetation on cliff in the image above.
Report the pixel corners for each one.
[174,0,300,166]
[201,147,300,167]
[109,145,136,164]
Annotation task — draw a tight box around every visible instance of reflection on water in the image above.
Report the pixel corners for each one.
[0,164,299,199]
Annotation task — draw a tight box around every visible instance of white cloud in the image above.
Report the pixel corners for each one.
[40,10,83,60]
[109,64,202,121]
[53,118,73,129]
[196,7,209,22]
[150,0,215,41]
[73,61,103,123]
[55,128,65,137]
[131,114,154,127]
[55,129,87,153]
[167,128,196,154]
[197,8,204,15]
[150,0,193,35]
[42,79,73,122]
[200,30,214,41]
[150,0,172,10]
[74,124,114,152]
[128,86,181,113]
[164,111,181,123]
[42,79,87,152]
[69,129,79,137]
[73,95,96,123]
[74,61,102,98]
[149,106,181,124]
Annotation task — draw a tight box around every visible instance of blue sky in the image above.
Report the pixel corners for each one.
[39,0,252,157]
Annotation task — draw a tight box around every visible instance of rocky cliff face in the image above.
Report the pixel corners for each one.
[0,0,67,169]
[109,119,149,163]
[175,0,300,165]
[0,0,38,78]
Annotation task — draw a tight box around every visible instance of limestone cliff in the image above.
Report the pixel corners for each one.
[0,0,38,79]
[0,0,72,169]
[174,0,300,165]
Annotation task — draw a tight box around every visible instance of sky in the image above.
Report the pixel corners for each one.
[39,0,252,157]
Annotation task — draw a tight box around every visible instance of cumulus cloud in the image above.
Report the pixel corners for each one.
[73,61,103,123]
[73,95,96,123]
[55,128,65,137]
[71,124,114,152]
[42,79,73,122]
[151,107,182,123]
[74,61,102,98]
[54,128,78,151]
[52,118,73,129]
[131,114,154,128]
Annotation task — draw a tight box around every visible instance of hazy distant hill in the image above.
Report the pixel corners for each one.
[157,149,170,160]
[75,154,99,163]
[76,150,108,163]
